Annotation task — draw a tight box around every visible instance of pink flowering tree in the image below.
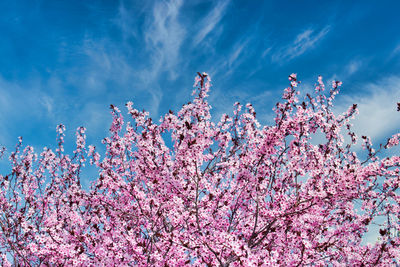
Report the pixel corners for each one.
[0,73,399,266]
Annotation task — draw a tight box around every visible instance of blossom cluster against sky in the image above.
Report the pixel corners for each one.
[0,0,399,157]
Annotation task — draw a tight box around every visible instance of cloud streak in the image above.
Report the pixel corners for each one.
[272,26,330,63]
[0,75,59,148]
[143,0,185,81]
[345,60,362,76]
[335,75,400,142]
[209,36,253,79]
[192,0,230,47]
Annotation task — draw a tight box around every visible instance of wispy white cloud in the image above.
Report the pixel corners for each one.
[0,75,59,147]
[389,43,400,58]
[143,0,185,81]
[55,0,182,127]
[345,60,362,76]
[39,95,54,114]
[272,26,331,63]
[261,46,272,58]
[114,2,139,41]
[335,75,400,142]
[227,41,247,68]
[393,44,400,54]
[326,59,363,83]
[324,59,365,87]
[210,37,251,78]
[77,36,135,93]
[192,0,230,46]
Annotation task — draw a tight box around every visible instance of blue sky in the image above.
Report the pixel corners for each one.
[0,0,399,159]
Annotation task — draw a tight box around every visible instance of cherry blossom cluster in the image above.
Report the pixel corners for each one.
[0,72,399,266]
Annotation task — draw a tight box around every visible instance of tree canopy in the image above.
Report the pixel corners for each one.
[0,73,399,266]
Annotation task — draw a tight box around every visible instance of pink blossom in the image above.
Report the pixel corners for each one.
[0,73,399,266]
